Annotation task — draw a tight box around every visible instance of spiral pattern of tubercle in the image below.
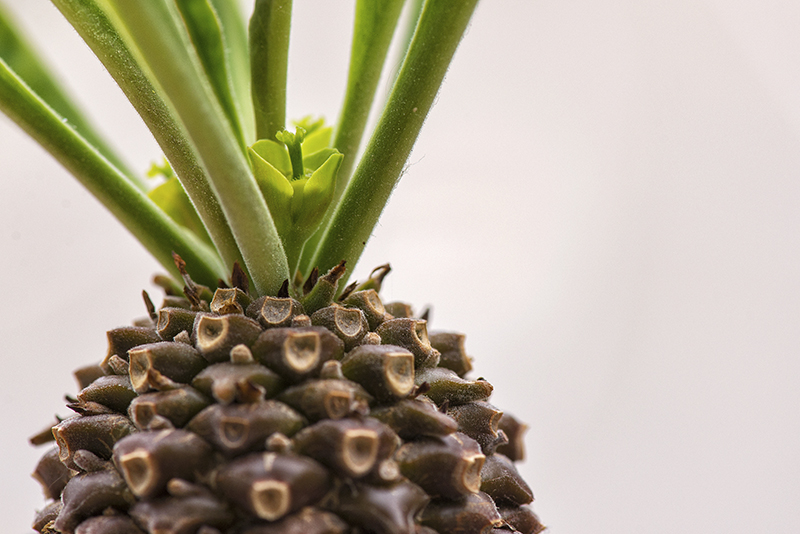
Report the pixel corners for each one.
[31,287,544,534]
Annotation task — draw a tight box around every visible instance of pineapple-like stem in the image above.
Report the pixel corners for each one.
[306,0,480,282]
[0,57,226,287]
[250,0,292,143]
[106,0,290,296]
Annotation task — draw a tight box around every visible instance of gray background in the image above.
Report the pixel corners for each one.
[1,1,799,532]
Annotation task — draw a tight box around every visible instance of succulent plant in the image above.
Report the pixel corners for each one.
[0,1,543,533]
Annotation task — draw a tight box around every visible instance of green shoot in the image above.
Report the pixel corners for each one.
[250,0,292,142]
[0,57,225,286]
[307,0,480,283]
[0,2,140,187]
[0,0,480,297]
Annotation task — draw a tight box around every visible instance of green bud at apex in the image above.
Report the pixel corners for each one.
[249,124,343,276]
[275,127,306,180]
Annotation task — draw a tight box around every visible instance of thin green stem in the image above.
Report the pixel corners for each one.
[176,0,245,149]
[0,57,225,287]
[250,0,292,142]
[393,0,424,81]
[333,0,406,185]
[308,0,479,282]
[108,0,289,296]
[208,0,255,142]
[299,0,406,274]
[52,0,246,283]
[0,2,141,188]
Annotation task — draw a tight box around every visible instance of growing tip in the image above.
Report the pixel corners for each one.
[276,127,307,179]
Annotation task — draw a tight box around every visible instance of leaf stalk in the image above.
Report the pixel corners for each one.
[0,57,225,286]
[307,0,480,283]
[250,0,292,142]
[107,0,290,296]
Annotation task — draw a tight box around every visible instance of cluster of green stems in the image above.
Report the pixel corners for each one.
[0,0,478,297]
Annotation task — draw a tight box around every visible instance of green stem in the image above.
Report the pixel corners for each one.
[299,0,405,274]
[52,0,246,284]
[308,0,479,282]
[393,0,424,81]
[0,57,225,287]
[0,2,141,188]
[208,0,255,142]
[176,0,245,150]
[333,0,406,186]
[108,0,289,296]
[284,237,304,284]
[250,0,292,142]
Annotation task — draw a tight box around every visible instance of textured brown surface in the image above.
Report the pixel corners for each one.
[31,281,539,533]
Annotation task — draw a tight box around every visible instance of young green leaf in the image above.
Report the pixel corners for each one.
[303,148,339,174]
[248,145,294,234]
[249,133,343,276]
[250,138,292,177]
[300,124,333,155]
[300,151,344,230]
[294,115,327,136]
[148,174,214,247]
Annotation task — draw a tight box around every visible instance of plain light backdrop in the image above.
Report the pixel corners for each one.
[1,1,799,532]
